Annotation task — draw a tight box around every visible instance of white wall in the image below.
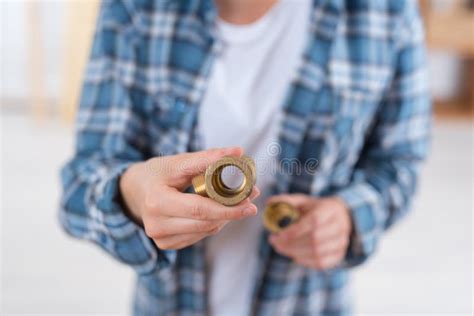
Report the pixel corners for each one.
[428,51,463,101]
[0,1,66,101]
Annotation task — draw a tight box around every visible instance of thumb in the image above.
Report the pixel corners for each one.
[166,147,244,189]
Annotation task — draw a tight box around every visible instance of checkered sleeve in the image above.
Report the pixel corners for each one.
[59,0,175,274]
[336,1,431,266]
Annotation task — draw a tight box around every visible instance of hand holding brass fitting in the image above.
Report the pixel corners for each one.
[192,155,256,206]
[264,202,300,233]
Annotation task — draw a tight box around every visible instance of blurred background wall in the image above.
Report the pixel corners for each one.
[1,0,473,315]
[1,0,98,120]
[1,1,63,109]
[1,0,472,118]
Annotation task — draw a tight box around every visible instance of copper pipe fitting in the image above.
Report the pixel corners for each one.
[263,202,300,233]
[192,155,256,206]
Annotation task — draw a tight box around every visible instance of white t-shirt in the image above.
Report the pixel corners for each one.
[198,1,311,315]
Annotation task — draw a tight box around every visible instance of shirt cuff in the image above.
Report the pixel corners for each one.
[95,162,177,274]
[335,182,385,267]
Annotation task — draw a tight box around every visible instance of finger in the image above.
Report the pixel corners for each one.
[281,227,347,259]
[296,251,345,270]
[270,221,340,253]
[284,219,348,253]
[270,239,299,258]
[314,235,350,257]
[269,234,313,258]
[312,220,343,245]
[274,218,313,242]
[276,206,333,241]
[153,232,206,250]
[319,252,345,270]
[172,147,243,188]
[149,217,228,238]
[157,188,258,220]
[271,220,349,260]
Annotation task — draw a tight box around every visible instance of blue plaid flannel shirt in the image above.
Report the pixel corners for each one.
[60,0,431,315]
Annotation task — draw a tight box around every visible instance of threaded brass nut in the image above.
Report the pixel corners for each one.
[192,155,256,206]
[263,202,300,233]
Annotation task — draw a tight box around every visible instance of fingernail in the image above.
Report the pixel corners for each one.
[243,205,257,216]
[250,189,260,200]
[254,187,261,197]
[223,146,241,155]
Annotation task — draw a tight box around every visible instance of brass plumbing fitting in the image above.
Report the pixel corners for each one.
[263,202,300,233]
[192,155,256,206]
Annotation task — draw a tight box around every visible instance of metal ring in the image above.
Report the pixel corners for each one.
[263,202,300,232]
[192,155,256,206]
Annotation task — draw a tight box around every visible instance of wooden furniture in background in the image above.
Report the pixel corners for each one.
[420,0,474,119]
[60,0,99,123]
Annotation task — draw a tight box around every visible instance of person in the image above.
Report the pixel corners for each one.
[59,0,431,315]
